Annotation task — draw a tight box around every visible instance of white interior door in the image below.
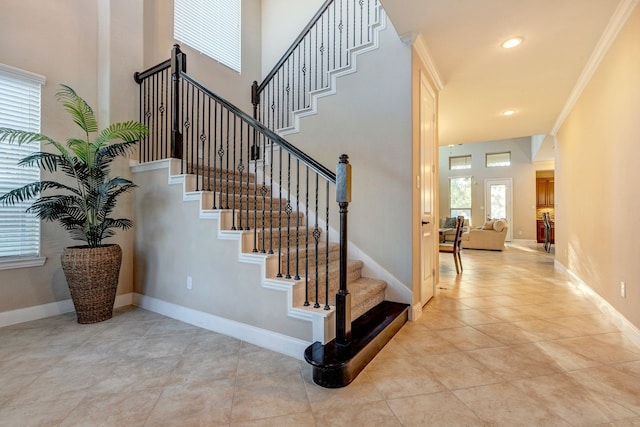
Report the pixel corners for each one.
[485,179,513,241]
[419,72,436,306]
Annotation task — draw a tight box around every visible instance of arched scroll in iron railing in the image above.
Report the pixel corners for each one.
[134,45,353,345]
[251,0,381,138]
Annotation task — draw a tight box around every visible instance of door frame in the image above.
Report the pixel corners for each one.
[485,178,513,241]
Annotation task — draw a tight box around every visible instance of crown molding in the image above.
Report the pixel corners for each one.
[551,0,639,135]
[408,33,445,91]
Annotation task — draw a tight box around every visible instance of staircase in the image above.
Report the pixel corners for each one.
[252,0,387,137]
[132,0,408,388]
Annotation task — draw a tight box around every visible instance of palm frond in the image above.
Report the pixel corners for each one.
[0,128,59,146]
[66,138,91,164]
[56,85,98,134]
[94,121,149,147]
[18,152,72,173]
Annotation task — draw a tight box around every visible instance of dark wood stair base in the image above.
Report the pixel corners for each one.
[304,301,409,388]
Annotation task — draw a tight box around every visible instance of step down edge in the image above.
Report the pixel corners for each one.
[303,300,409,388]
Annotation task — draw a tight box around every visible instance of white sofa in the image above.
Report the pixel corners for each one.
[439,217,470,242]
[461,219,508,251]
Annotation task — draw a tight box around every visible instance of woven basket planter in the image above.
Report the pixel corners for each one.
[61,244,122,324]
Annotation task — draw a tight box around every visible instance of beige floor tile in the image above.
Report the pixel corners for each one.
[568,365,640,414]
[365,355,446,399]
[232,368,309,421]
[466,344,561,381]
[449,308,503,326]
[433,325,504,351]
[387,391,488,426]
[419,351,502,390]
[604,418,640,426]
[302,366,383,412]
[3,245,640,425]
[7,360,117,406]
[472,322,540,345]
[125,332,193,359]
[511,373,637,425]
[184,329,243,356]
[0,397,83,427]
[144,380,234,426]
[393,326,461,356]
[236,342,302,377]
[552,333,640,365]
[313,400,401,427]
[170,351,239,385]
[60,389,161,427]
[89,356,180,395]
[414,310,466,330]
[453,382,573,426]
[231,411,316,427]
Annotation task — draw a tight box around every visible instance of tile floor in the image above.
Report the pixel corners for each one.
[2,244,640,426]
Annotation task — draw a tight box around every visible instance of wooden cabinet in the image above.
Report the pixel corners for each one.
[536,220,555,244]
[536,178,554,207]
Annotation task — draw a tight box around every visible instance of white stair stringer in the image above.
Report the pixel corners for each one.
[276,6,387,137]
[132,158,336,344]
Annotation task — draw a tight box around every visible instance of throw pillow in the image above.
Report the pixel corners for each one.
[444,217,457,228]
[482,219,495,230]
[493,219,506,232]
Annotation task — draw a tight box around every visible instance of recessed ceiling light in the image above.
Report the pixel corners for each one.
[503,110,516,116]
[502,37,524,49]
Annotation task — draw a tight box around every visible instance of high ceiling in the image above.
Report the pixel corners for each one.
[381,0,623,146]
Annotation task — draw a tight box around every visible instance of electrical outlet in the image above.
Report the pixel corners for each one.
[187,276,193,290]
[620,281,626,298]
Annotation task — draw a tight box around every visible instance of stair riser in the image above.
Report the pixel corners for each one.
[252,231,319,252]
[185,165,256,183]
[280,247,340,273]
[304,265,363,294]
[233,213,305,229]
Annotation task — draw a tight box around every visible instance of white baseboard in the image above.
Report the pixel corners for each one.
[555,261,640,348]
[0,292,134,328]
[132,293,310,360]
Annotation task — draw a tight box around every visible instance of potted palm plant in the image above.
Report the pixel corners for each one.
[0,85,148,323]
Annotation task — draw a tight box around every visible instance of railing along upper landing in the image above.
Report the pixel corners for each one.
[134,45,354,347]
[252,0,380,134]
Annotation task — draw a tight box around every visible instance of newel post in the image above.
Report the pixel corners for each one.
[171,44,186,159]
[336,154,352,347]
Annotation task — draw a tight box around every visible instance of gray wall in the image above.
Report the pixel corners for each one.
[283,19,414,289]
[438,137,539,240]
[133,167,312,340]
[0,0,142,313]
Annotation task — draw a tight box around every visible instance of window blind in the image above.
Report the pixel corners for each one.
[174,0,241,73]
[0,64,45,259]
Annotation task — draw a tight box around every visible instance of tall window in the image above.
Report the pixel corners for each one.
[0,64,45,266]
[174,0,242,72]
[450,176,471,219]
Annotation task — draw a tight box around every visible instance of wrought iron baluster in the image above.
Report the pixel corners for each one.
[245,121,251,230]
[324,181,330,310]
[304,167,310,306]
[232,114,239,230]
[212,100,218,208]
[276,146,283,278]
[195,89,201,191]
[225,109,230,210]
[206,98,211,192]
[313,174,320,308]
[285,152,292,279]
[294,159,300,280]
[268,141,274,254]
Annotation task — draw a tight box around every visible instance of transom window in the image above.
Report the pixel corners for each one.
[174,0,242,72]
[486,151,511,167]
[449,155,471,170]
